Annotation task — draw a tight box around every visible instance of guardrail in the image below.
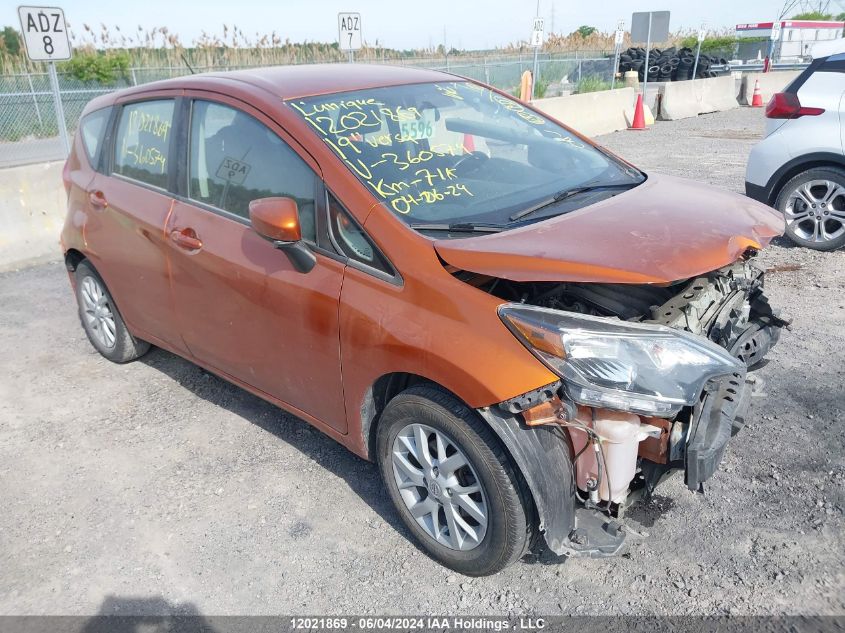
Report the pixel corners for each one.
[731,61,811,72]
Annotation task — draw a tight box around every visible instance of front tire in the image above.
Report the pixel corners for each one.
[776,167,845,251]
[74,260,150,363]
[376,385,534,576]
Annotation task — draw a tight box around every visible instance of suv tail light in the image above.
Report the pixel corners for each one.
[765,92,825,119]
[62,160,71,195]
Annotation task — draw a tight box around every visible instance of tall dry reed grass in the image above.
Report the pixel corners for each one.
[0,23,734,75]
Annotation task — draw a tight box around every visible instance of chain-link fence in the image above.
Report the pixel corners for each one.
[0,52,615,169]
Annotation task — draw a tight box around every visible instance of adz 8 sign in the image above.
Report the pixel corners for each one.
[18,6,71,61]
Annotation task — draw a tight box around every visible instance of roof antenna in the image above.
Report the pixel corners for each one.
[181,53,196,75]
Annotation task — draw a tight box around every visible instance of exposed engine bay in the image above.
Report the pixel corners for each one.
[457,258,785,367]
[456,255,789,554]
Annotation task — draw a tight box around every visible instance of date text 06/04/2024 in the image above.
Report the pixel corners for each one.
[289,616,548,630]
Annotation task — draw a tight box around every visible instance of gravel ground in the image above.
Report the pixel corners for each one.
[1,107,843,617]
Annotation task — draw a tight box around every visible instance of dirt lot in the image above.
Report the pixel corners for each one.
[1,107,843,617]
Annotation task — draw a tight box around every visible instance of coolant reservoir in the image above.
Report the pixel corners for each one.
[569,406,643,504]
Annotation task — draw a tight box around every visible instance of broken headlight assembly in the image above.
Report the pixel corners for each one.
[499,304,745,417]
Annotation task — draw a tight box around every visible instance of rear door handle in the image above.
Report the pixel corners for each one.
[170,228,203,251]
[88,190,107,208]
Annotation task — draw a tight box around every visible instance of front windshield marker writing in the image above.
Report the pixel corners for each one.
[289,81,635,228]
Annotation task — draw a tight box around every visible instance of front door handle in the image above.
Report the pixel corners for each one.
[170,227,203,251]
[88,190,107,208]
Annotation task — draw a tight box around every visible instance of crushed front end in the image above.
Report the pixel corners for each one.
[470,257,789,557]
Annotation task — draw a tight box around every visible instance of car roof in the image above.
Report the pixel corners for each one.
[111,63,461,102]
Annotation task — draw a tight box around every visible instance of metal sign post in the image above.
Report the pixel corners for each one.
[338,12,362,63]
[631,11,670,109]
[530,12,544,99]
[18,6,72,156]
[642,16,652,105]
[611,20,624,90]
[692,24,706,81]
[767,20,782,71]
[47,62,69,154]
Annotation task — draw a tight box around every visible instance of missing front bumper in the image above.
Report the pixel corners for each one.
[478,402,629,558]
[685,371,751,492]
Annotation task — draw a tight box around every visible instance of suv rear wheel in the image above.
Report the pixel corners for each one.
[776,167,845,251]
[74,261,150,363]
[376,385,534,576]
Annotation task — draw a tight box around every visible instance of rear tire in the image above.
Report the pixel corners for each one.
[776,167,845,251]
[376,385,534,576]
[74,261,150,363]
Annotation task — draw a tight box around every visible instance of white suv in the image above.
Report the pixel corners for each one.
[745,45,845,251]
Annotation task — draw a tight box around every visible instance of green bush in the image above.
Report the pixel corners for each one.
[678,35,742,55]
[1,26,21,55]
[59,51,130,84]
[534,77,550,98]
[791,11,833,20]
[576,76,611,94]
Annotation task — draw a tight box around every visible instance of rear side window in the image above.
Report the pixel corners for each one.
[79,107,110,167]
[785,58,825,94]
[820,53,845,73]
[113,100,175,189]
[188,100,317,243]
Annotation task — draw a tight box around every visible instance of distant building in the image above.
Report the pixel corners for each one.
[735,20,844,60]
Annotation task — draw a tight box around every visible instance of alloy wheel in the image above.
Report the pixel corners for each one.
[784,179,845,244]
[391,423,488,551]
[80,275,117,349]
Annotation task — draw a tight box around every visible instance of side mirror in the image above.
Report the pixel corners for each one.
[249,196,302,242]
[248,197,315,273]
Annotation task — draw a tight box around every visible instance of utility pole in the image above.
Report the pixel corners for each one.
[532,0,540,97]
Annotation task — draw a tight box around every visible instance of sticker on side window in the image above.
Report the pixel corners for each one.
[398,111,435,141]
[215,157,251,184]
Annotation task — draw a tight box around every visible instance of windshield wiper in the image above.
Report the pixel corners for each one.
[508,182,639,222]
[409,222,505,233]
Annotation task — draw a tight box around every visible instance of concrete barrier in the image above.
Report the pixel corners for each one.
[738,71,801,106]
[658,75,739,121]
[532,87,638,137]
[0,161,65,271]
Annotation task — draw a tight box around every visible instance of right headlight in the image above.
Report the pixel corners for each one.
[499,304,744,417]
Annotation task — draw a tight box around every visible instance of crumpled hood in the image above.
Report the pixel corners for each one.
[434,174,784,284]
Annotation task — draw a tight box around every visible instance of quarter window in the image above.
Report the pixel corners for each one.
[188,100,317,243]
[328,193,392,275]
[113,100,174,189]
[79,107,110,167]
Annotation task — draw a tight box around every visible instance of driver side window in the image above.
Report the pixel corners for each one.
[188,100,317,243]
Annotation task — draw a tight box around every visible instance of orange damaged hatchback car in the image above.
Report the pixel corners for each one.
[61,64,788,575]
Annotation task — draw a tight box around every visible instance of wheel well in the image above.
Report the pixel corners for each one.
[768,158,845,205]
[362,373,543,541]
[363,372,434,461]
[64,248,86,272]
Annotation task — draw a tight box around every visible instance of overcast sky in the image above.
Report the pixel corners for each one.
[2,0,804,50]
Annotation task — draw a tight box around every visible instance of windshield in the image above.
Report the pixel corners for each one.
[289,81,642,230]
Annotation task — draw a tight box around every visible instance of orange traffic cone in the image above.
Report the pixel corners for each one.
[629,93,646,130]
[751,80,764,107]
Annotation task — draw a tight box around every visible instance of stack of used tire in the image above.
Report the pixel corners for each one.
[617,46,730,81]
